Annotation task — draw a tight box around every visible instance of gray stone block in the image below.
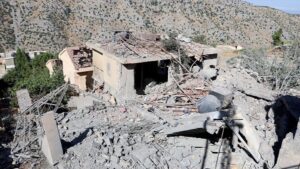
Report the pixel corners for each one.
[41,111,63,165]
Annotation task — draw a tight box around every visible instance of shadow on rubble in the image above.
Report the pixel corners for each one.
[61,128,92,153]
[265,95,300,167]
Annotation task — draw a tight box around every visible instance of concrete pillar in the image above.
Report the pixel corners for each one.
[41,111,63,165]
[166,65,173,87]
[119,64,136,99]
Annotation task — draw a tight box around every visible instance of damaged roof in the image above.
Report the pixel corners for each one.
[62,46,93,71]
[87,32,218,64]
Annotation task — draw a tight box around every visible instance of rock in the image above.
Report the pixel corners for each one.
[180,158,191,167]
[196,95,221,113]
[92,140,102,149]
[114,145,124,157]
[166,95,177,105]
[206,121,224,135]
[98,157,107,164]
[102,147,109,154]
[188,154,202,167]
[119,159,130,168]
[200,68,218,79]
[110,155,120,163]
[192,65,201,73]
[107,132,114,144]
[177,34,191,43]
[128,138,136,145]
[144,132,154,143]
[104,136,112,146]
[61,118,69,124]
[124,146,133,155]
[109,96,117,105]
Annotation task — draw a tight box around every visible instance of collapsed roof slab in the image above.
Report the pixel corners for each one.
[86,40,218,65]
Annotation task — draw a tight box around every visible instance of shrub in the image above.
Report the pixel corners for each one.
[150,0,158,6]
[162,32,179,51]
[192,35,207,44]
[235,43,300,91]
[162,38,179,51]
[272,28,283,46]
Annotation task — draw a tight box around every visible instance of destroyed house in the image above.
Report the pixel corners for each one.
[59,46,93,91]
[87,32,218,99]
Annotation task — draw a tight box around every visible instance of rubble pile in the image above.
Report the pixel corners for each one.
[8,49,300,169]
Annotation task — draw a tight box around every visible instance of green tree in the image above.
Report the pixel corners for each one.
[2,51,64,100]
[14,48,31,78]
[272,28,283,46]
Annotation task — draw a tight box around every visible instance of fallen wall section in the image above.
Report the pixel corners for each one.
[41,111,63,165]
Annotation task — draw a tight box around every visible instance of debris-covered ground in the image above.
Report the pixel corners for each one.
[6,50,300,169]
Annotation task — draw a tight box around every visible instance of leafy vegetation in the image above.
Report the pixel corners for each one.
[272,28,283,46]
[2,48,64,100]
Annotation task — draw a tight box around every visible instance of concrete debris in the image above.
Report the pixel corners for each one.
[16,89,32,112]
[41,111,63,165]
[200,58,218,79]
[7,46,299,169]
[192,65,201,73]
[68,94,102,109]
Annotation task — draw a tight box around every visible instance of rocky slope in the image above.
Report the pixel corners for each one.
[1,0,300,52]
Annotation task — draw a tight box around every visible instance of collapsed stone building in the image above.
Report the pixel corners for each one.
[8,33,300,169]
[58,32,218,100]
[87,32,218,100]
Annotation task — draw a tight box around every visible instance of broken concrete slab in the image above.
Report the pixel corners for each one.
[41,111,63,165]
[67,94,101,109]
[168,136,206,147]
[242,87,275,101]
[165,112,224,136]
[16,89,32,112]
[131,145,157,163]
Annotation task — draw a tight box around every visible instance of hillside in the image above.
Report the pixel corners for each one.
[1,0,300,52]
